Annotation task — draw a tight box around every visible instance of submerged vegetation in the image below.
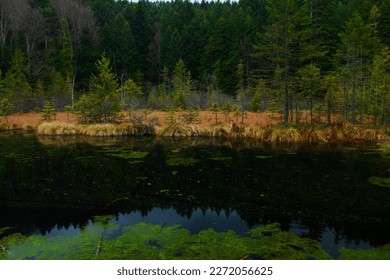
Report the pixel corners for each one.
[1,220,389,260]
[368,176,390,188]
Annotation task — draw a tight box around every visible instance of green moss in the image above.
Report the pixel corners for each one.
[368,176,390,188]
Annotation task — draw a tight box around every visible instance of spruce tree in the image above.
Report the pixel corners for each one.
[76,53,121,123]
[5,49,32,112]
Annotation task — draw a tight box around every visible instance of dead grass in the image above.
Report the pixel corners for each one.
[0,121,18,131]
[37,122,155,137]
[82,123,130,137]
[37,122,81,136]
[5,111,390,142]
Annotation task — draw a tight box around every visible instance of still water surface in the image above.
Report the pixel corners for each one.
[1,133,390,258]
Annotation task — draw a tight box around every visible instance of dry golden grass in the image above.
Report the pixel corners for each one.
[82,123,132,137]
[0,121,18,131]
[37,122,156,137]
[8,111,390,143]
[37,122,81,136]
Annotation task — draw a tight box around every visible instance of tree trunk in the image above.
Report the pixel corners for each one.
[284,72,289,126]
[327,99,332,127]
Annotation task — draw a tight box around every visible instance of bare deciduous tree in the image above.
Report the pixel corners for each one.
[49,0,98,50]
[22,6,46,75]
[0,0,24,53]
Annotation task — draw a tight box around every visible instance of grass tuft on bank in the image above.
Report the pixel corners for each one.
[35,120,390,143]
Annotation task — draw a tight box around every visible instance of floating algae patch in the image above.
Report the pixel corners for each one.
[0,222,333,260]
[209,157,232,161]
[338,244,390,260]
[0,218,120,260]
[256,155,274,159]
[368,177,390,188]
[104,147,149,160]
[128,160,144,165]
[166,157,199,167]
[247,223,331,260]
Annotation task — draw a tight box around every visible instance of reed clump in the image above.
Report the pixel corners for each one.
[37,122,81,136]
[0,122,18,131]
[22,123,35,132]
[159,122,188,137]
[37,122,155,137]
[82,123,131,137]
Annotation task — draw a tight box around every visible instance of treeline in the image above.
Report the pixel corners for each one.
[1,0,390,126]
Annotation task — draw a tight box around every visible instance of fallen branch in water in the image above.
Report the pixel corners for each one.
[0,244,11,255]
[104,197,128,209]
[95,235,103,256]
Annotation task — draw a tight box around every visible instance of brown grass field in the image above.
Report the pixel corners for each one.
[5,110,281,128]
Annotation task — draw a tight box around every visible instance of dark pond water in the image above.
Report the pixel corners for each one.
[1,133,390,258]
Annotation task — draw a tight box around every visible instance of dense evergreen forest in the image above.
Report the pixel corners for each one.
[1,0,390,126]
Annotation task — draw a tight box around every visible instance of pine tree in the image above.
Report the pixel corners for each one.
[298,63,321,124]
[76,53,122,123]
[41,100,57,121]
[4,49,32,112]
[254,0,319,126]
[101,14,139,76]
[337,11,380,124]
[370,46,390,126]
[120,78,143,121]
[172,59,191,109]
[249,79,266,113]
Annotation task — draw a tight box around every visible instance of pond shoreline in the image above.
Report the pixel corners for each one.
[14,121,390,143]
[1,111,390,143]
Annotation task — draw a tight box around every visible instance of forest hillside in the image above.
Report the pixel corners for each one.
[0,0,390,127]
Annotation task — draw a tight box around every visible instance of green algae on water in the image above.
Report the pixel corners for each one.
[256,155,274,159]
[368,176,390,188]
[166,157,199,167]
[104,147,149,160]
[0,222,332,260]
[209,157,232,161]
[338,244,390,260]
